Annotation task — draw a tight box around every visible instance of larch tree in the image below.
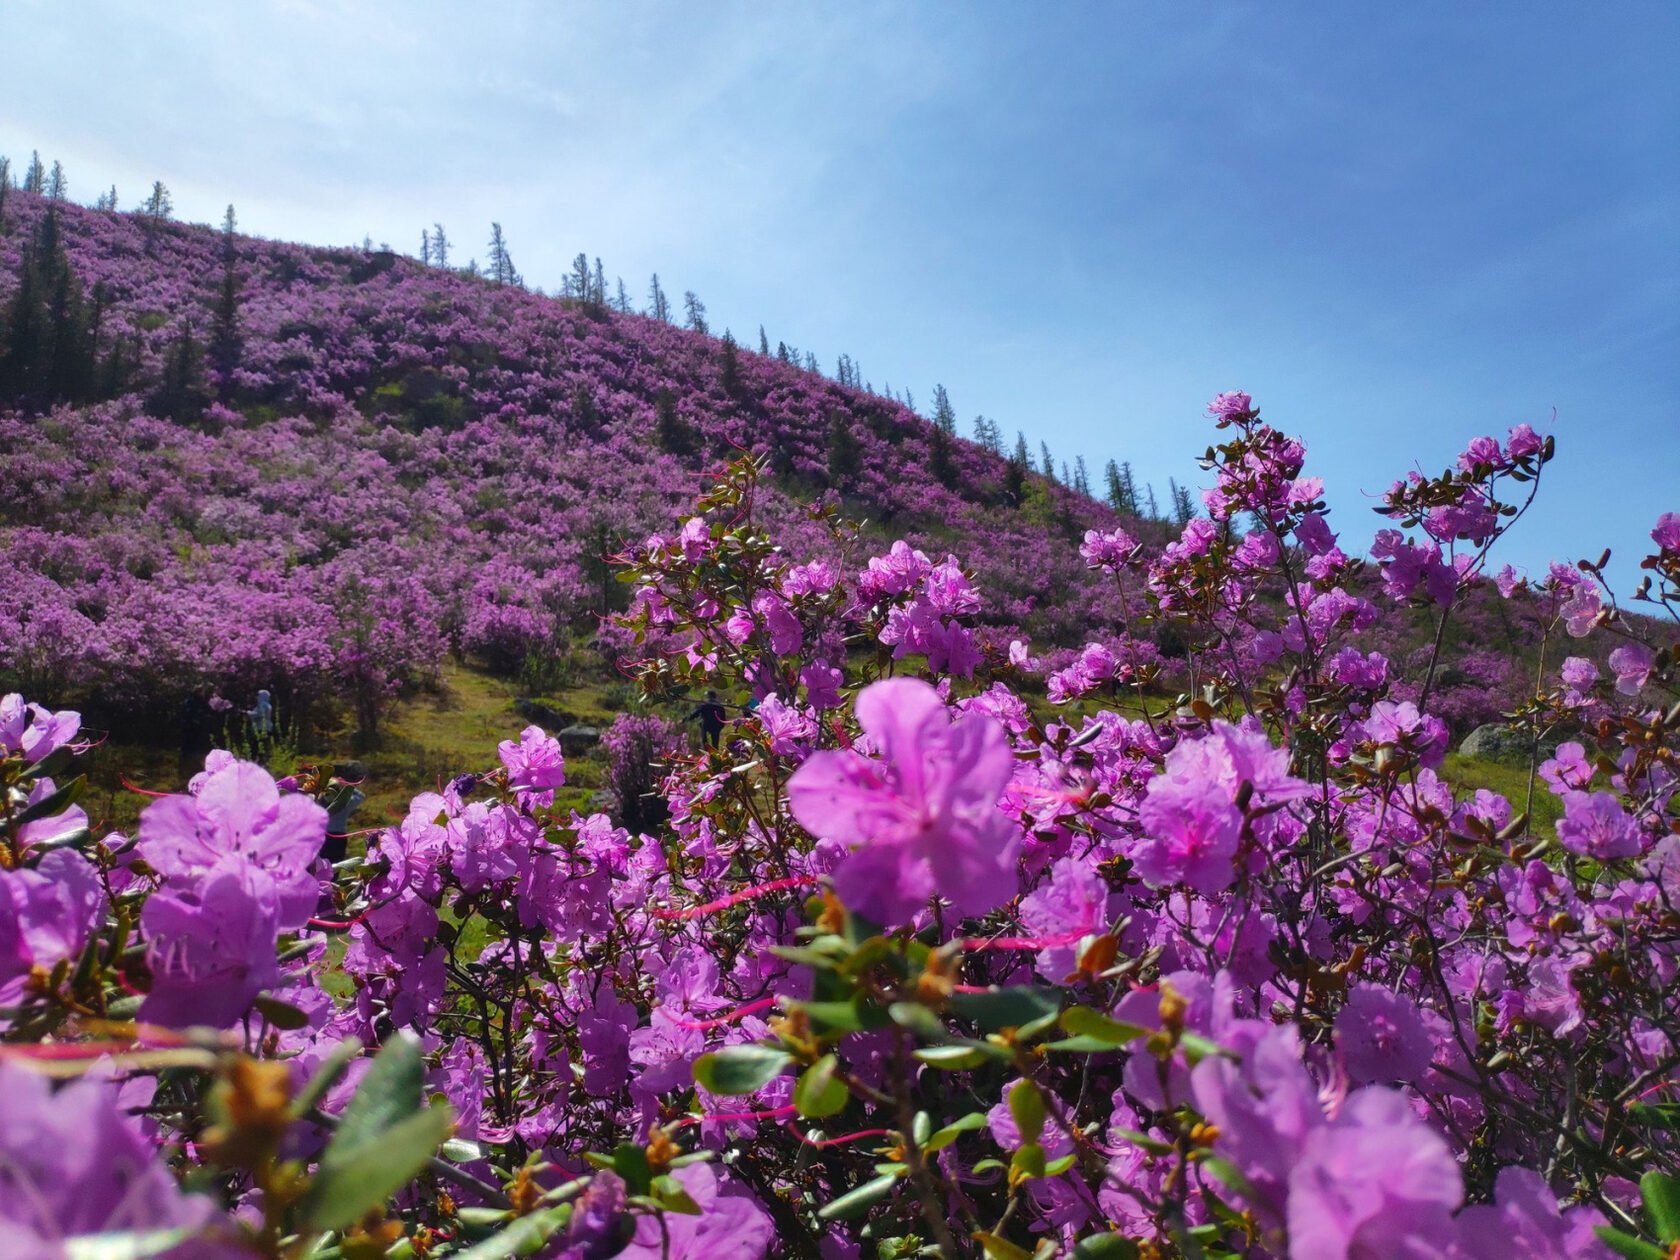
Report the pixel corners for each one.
[23,151,46,194]
[683,291,708,334]
[430,223,450,268]
[931,384,957,435]
[142,181,173,221]
[46,161,67,202]
[647,273,672,322]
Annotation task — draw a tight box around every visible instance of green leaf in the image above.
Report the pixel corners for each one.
[1044,1153,1078,1177]
[914,1042,999,1070]
[794,1055,849,1119]
[925,1112,986,1152]
[1643,1170,1680,1245]
[976,1232,1034,1260]
[691,1044,792,1095]
[817,1172,899,1221]
[1630,1102,1680,1130]
[651,1173,702,1215]
[12,775,85,826]
[450,1207,572,1259]
[790,998,889,1037]
[329,1034,425,1150]
[1010,1142,1047,1181]
[300,1102,454,1231]
[1009,1079,1046,1145]
[1059,1006,1148,1046]
[888,1000,949,1041]
[950,986,1061,1032]
[611,1143,654,1196]
[1594,1227,1670,1260]
[1073,1233,1141,1260]
[252,994,310,1031]
[291,1040,364,1120]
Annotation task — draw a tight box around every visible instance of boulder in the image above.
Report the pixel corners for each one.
[559,724,602,756]
[1458,723,1540,765]
[514,697,576,731]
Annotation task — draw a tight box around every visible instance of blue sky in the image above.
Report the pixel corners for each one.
[5,1,1675,585]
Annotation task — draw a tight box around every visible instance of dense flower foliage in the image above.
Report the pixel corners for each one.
[1,373,1676,1258]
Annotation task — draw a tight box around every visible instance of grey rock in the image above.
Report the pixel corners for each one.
[514,697,577,731]
[559,723,602,756]
[1458,723,1544,765]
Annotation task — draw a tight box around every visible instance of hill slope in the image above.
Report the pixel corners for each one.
[0,192,1137,736]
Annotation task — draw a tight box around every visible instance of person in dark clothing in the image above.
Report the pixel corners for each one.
[177,689,212,784]
[320,761,366,864]
[688,690,729,749]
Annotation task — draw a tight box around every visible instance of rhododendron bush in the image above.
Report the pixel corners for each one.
[3,395,1679,1259]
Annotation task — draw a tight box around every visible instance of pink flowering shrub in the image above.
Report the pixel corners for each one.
[4,193,1680,1254]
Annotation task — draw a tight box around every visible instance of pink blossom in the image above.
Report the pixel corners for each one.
[1608,642,1655,695]
[1556,790,1640,860]
[788,678,1017,925]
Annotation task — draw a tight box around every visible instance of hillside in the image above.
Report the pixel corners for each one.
[0,191,1150,740]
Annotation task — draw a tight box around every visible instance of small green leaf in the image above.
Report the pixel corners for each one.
[612,1143,653,1196]
[252,994,310,1031]
[794,1055,849,1119]
[1043,1153,1078,1177]
[450,1207,572,1259]
[692,1044,792,1095]
[1073,1233,1142,1260]
[1643,1170,1680,1245]
[976,1232,1033,1260]
[651,1173,702,1215]
[1009,1079,1046,1145]
[818,1172,899,1220]
[914,1042,998,1070]
[1594,1226,1670,1260]
[888,1001,948,1041]
[1059,1006,1149,1046]
[1010,1142,1047,1181]
[925,1112,986,1152]
[951,986,1061,1032]
[12,775,85,826]
[301,1103,454,1230]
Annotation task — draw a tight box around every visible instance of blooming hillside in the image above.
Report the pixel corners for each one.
[0,190,1143,736]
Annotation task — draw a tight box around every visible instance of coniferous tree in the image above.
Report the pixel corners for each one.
[683,291,708,334]
[614,277,632,314]
[903,388,916,414]
[1146,483,1160,521]
[826,410,861,488]
[0,208,96,405]
[487,223,520,286]
[928,423,956,488]
[143,182,173,221]
[1041,441,1056,480]
[210,206,242,397]
[1170,478,1197,526]
[1074,455,1091,497]
[569,253,591,302]
[23,151,45,195]
[719,330,740,395]
[1119,461,1141,516]
[95,184,118,212]
[652,387,691,454]
[0,157,10,228]
[758,325,769,356]
[931,384,957,435]
[647,274,671,323]
[420,229,432,266]
[46,161,67,202]
[1061,460,1071,487]
[430,223,450,268]
[775,341,791,364]
[591,257,607,306]
[1104,460,1126,512]
[804,351,819,373]
[152,318,209,422]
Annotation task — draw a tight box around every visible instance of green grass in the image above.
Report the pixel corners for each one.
[1442,751,1562,840]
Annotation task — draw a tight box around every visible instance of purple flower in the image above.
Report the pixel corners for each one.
[1608,642,1655,696]
[1017,856,1112,982]
[788,678,1017,926]
[0,1062,228,1254]
[1134,774,1243,895]
[1538,742,1593,796]
[498,724,566,805]
[1452,1166,1611,1259]
[1559,656,1598,691]
[620,1163,772,1259]
[1207,391,1255,423]
[138,759,327,929]
[140,861,284,1029]
[1287,1088,1462,1258]
[0,850,104,1012]
[0,693,82,764]
[1555,791,1640,860]
[1653,511,1680,554]
[1334,984,1433,1085]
